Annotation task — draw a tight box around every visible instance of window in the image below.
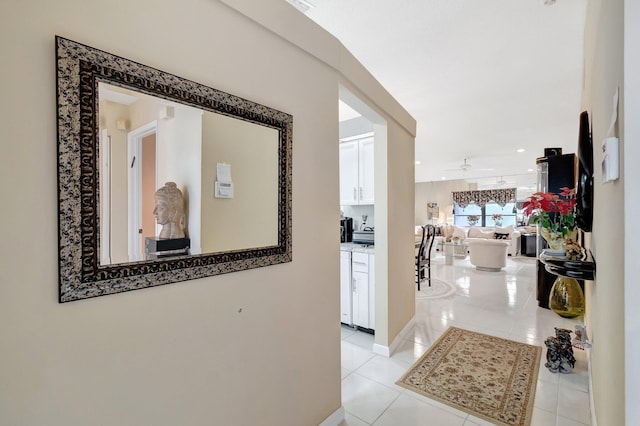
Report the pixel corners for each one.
[454,203,482,226]
[454,202,516,227]
[485,203,517,227]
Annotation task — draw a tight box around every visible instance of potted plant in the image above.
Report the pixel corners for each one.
[491,213,503,226]
[467,215,479,226]
[523,187,577,252]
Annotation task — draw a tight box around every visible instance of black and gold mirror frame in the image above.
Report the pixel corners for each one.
[56,37,292,302]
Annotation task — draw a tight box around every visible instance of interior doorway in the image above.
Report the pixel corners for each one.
[128,121,158,262]
[140,134,157,255]
[339,85,389,351]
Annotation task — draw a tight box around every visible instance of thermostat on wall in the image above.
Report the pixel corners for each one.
[601,137,619,183]
[215,162,234,198]
[215,181,234,198]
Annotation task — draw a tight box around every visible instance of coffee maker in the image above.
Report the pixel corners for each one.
[340,217,353,242]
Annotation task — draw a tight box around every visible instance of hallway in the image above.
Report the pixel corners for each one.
[340,255,591,425]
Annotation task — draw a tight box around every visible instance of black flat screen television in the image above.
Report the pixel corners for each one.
[575,111,593,232]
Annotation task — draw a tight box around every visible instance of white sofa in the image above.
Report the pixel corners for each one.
[448,225,521,256]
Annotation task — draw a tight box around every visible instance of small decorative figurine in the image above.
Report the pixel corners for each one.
[544,327,576,374]
[572,324,592,349]
[563,237,582,258]
[153,182,186,239]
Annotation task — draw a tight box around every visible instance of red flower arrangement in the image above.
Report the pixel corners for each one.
[523,187,576,236]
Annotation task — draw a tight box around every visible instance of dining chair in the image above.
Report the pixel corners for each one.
[416,224,435,290]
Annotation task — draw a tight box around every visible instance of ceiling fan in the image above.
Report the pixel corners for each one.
[446,158,494,173]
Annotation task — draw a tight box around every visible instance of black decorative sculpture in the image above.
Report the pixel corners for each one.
[545,327,576,374]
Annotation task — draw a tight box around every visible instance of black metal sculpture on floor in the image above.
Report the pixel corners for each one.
[544,327,576,374]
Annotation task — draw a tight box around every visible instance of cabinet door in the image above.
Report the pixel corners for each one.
[368,253,375,330]
[352,270,369,328]
[340,251,352,325]
[339,141,359,205]
[358,138,375,204]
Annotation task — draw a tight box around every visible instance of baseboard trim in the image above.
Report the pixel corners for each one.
[587,348,598,426]
[372,316,416,357]
[372,342,390,357]
[319,406,344,426]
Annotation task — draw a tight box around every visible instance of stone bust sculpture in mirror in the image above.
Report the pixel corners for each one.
[154,182,186,240]
[56,37,292,302]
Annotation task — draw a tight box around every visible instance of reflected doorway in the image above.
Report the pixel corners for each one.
[140,133,157,255]
[128,121,158,262]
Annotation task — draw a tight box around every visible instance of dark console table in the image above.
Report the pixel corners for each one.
[539,249,596,281]
[536,248,595,309]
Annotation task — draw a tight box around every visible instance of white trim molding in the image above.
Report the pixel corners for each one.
[587,348,598,426]
[373,316,416,357]
[319,406,345,426]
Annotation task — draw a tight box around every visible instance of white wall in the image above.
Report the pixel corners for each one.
[200,112,279,253]
[100,100,132,263]
[381,122,416,346]
[0,0,416,424]
[582,0,626,424]
[624,0,640,421]
[341,204,374,230]
[415,179,474,225]
[156,106,203,253]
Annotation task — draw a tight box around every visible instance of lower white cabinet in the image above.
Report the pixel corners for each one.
[340,250,353,325]
[340,250,375,330]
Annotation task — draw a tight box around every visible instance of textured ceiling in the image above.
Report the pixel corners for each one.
[299,0,587,186]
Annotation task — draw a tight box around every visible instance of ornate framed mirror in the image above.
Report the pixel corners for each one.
[56,37,292,302]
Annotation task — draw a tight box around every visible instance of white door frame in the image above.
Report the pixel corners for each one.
[127,121,158,262]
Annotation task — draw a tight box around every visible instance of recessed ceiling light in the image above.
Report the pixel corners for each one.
[415,161,421,165]
[441,177,446,180]
[527,168,534,172]
[517,148,525,153]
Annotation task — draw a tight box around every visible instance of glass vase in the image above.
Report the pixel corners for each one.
[549,276,585,318]
[540,228,577,252]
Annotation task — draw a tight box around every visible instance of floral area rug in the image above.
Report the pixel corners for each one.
[416,278,457,300]
[396,327,541,426]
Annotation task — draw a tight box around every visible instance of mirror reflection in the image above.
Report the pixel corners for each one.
[98,83,279,266]
[57,36,291,302]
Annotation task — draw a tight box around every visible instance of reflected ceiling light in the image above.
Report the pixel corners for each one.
[116,118,128,130]
[441,176,446,180]
[287,0,315,12]
[517,148,525,153]
[527,168,534,172]
[415,160,421,165]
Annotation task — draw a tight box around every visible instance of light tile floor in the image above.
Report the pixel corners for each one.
[340,255,591,426]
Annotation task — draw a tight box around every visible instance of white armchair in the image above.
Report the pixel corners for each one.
[467,239,510,271]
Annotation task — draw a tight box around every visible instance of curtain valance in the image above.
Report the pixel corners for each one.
[452,188,516,208]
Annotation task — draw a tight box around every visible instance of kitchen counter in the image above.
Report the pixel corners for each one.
[341,243,375,254]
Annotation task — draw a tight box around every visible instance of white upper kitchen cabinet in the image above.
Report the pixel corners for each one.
[339,136,374,205]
